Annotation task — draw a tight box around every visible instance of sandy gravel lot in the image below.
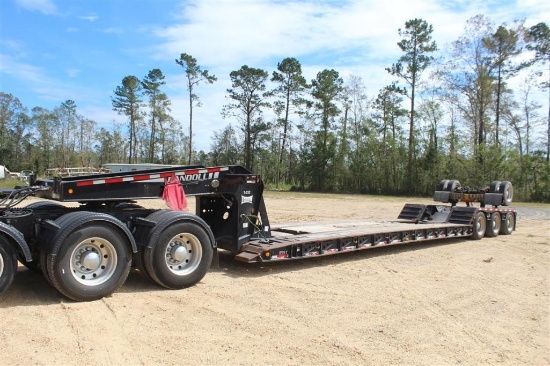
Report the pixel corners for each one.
[1,192,548,365]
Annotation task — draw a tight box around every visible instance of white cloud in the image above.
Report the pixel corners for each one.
[15,0,57,15]
[79,14,99,22]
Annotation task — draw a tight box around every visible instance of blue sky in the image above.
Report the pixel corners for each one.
[1,0,549,151]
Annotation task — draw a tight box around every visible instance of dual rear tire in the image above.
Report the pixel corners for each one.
[489,181,514,206]
[137,211,214,290]
[40,212,133,302]
[37,210,213,301]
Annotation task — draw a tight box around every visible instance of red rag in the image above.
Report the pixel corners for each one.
[162,173,187,210]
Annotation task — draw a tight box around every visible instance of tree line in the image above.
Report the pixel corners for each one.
[0,15,548,201]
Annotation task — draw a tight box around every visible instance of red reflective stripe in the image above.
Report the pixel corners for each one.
[77,180,94,187]
[105,177,123,184]
[133,175,151,181]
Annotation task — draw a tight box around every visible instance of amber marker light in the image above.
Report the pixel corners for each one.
[68,188,74,194]
[264,251,270,257]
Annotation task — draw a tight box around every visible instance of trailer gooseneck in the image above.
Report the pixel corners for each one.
[0,166,517,301]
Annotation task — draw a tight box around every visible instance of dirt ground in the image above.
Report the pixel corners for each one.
[1,192,548,365]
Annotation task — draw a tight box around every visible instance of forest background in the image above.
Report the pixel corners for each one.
[1,15,549,201]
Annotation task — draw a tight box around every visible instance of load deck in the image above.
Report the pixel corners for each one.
[235,219,473,262]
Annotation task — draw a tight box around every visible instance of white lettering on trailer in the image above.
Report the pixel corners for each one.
[178,172,219,183]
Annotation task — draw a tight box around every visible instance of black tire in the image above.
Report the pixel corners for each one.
[133,210,173,274]
[447,180,461,192]
[486,212,501,237]
[45,221,132,301]
[143,220,213,289]
[498,181,513,206]
[0,235,18,295]
[437,180,450,191]
[500,213,515,235]
[40,250,53,286]
[471,211,487,240]
[489,181,501,193]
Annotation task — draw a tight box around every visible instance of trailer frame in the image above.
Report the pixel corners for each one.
[0,166,517,301]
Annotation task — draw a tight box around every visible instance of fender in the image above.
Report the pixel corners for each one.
[42,211,137,256]
[145,211,216,249]
[0,221,31,261]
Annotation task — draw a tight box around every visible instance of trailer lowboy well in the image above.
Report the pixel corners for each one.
[0,166,517,301]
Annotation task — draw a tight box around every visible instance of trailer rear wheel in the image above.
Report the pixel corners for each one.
[143,221,213,289]
[0,236,17,295]
[499,181,513,206]
[437,180,450,191]
[472,212,486,240]
[447,180,461,192]
[489,181,501,193]
[45,223,131,301]
[500,213,515,235]
[133,210,172,275]
[486,212,501,237]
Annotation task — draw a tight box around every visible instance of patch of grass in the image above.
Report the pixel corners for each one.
[0,178,23,189]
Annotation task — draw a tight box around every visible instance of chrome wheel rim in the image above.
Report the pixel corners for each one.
[506,215,514,231]
[164,233,202,276]
[0,253,4,278]
[476,215,486,237]
[70,237,117,285]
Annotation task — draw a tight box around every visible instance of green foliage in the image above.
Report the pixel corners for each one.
[223,65,271,170]
[1,15,548,202]
[112,75,143,163]
[386,18,438,193]
[0,178,21,189]
[175,53,217,164]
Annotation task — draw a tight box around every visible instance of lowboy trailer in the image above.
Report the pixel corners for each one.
[0,166,517,301]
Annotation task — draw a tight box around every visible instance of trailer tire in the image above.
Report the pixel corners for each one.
[437,180,450,191]
[447,180,461,192]
[498,181,513,206]
[40,250,53,286]
[472,212,487,240]
[486,212,501,237]
[143,220,213,289]
[489,181,501,193]
[500,213,515,235]
[133,210,172,276]
[45,221,131,301]
[0,235,17,295]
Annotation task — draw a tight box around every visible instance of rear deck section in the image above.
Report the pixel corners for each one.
[235,219,473,262]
